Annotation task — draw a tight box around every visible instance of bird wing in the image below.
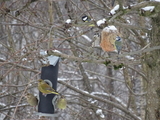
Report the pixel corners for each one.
[115,41,122,54]
[42,83,59,94]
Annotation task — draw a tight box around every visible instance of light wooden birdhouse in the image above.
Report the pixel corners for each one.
[100,26,121,52]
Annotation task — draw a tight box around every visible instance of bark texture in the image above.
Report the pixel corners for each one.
[145,12,160,120]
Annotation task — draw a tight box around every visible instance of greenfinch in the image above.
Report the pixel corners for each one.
[56,96,67,110]
[38,79,59,95]
[25,93,38,107]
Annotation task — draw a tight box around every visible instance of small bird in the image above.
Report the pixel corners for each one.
[92,33,100,47]
[25,93,38,107]
[115,36,122,54]
[56,96,67,110]
[38,79,59,95]
[82,15,91,22]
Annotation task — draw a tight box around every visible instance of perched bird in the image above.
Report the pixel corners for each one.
[82,15,91,22]
[38,79,59,95]
[115,36,122,54]
[92,33,100,47]
[25,93,38,107]
[56,96,67,110]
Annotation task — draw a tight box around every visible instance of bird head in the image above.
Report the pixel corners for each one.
[38,79,43,82]
[93,33,100,39]
[24,93,31,99]
[82,15,91,22]
[116,36,121,41]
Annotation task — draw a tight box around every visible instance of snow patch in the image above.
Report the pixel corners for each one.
[52,49,62,54]
[91,92,109,96]
[125,55,134,60]
[150,0,160,1]
[0,102,6,107]
[81,35,92,42]
[110,5,120,15]
[96,109,105,118]
[40,50,47,55]
[89,112,92,114]
[141,6,155,12]
[22,58,27,61]
[96,18,106,26]
[83,91,89,94]
[126,20,130,23]
[100,114,105,118]
[103,26,117,32]
[96,109,102,114]
[66,19,72,24]
[90,100,97,104]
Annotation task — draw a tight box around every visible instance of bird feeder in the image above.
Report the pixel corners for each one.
[100,26,121,52]
[38,54,60,117]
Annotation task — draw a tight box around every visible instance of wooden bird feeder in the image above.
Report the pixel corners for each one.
[100,26,121,52]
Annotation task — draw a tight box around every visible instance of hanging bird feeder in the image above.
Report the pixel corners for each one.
[100,26,121,52]
[37,51,60,117]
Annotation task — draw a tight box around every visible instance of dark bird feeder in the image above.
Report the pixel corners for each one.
[38,56,60,117]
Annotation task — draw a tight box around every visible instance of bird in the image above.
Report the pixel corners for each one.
[82,15,91,22]
[25,93,38,107]
[92,33,100,47]
[38,79,59,95]
[115,36,122,54]
[56,96,67,110]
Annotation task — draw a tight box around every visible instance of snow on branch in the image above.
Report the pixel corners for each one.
[59,80,141,120]
[141,6,155,12]
[96,18,106,26]
[49,46,160,65]
[109,5,120,15]
[1,46,160,73]
[108,1,160,22]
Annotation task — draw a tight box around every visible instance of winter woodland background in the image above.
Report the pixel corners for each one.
[0,0,160,120]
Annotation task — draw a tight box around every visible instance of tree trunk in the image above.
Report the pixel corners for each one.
[107,64,114,119]
[145,12,160,120]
